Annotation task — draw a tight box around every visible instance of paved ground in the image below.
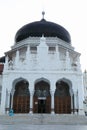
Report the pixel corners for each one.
[0,114,87,130]
[0,124,87,130]
[0,114,87,125]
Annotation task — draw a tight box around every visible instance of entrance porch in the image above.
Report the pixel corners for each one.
[5,79,77,114]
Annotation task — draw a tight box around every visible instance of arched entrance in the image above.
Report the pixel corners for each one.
[13,80,30,113]
[54,80,71,114]
[33,80,51,113]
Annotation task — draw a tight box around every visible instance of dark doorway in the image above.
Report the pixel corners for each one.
[38,99,46,113]
[13,80,30,113]
[33,80,51,113]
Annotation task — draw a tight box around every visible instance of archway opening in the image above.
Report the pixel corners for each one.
[54,80,71,114]
[13,80,30,113]
[33,80,51,113]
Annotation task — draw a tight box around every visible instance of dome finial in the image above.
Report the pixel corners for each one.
[42,11,45,19]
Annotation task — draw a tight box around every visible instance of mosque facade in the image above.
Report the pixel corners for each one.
[0,13,84,115]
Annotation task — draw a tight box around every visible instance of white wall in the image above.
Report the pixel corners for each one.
[0,36,84,114]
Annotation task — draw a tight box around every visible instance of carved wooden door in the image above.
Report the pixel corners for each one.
[55,96,71,114]
[13,80,30,113]
[13,96,30,113]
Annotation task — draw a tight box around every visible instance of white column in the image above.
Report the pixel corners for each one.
[11,94,13,109]
[1,84,7,114]
[15,50,19,68]
[4,55,8,70]
[30,92,33,114]
[77,56,81,71]
[7,90,10,108]
[56,45,59,60]
[56,45,60,69]
[50,80,55,114]
[11,89,15,109]
[76,76,84,115]
[51,91,55,114]
[66,50,71,70]
[26,45,30,65]
[6,90,11,113]
[76,90,79,114]
[74,90,78,114]
[29,81,34,114]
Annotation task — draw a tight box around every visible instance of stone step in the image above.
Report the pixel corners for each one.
[0,114,87,125]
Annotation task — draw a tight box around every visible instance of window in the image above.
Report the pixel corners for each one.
[30,46,37,53]
[48,47,56,53]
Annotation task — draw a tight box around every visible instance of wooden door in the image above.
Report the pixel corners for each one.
[13,80,30,113]
[54,96,71,114]
[55,80,71,114]
[33,96,38,113]
[46,96,51,113]
[13,96,30,113]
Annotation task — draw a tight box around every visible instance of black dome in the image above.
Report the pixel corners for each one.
[15,19,71,43]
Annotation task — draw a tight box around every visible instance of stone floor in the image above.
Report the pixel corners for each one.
[0,114,87,130]
[0,124,87,130]
[0,114,87,125]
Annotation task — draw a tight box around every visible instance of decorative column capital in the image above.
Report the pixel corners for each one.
[51,90,55,96]
[7,89,11,95]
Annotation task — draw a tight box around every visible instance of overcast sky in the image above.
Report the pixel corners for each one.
[0,0,87,71]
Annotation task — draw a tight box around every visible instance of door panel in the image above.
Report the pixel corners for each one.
[54,96,71,114]
[46,96,51,113]
[13,96,30,113]
[33,97,38,113]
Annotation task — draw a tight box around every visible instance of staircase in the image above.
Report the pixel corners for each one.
[0,114,87,125]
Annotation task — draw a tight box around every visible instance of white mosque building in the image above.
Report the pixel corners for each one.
[0,13,84,115]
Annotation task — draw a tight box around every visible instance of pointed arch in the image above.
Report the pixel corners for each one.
[33,78,51,113]
[12,77,30,113]
[54,78,72,114]
[56,78,72,88]
[12,77,29,91]
[56,78,73,95]
[34,77,50,86]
